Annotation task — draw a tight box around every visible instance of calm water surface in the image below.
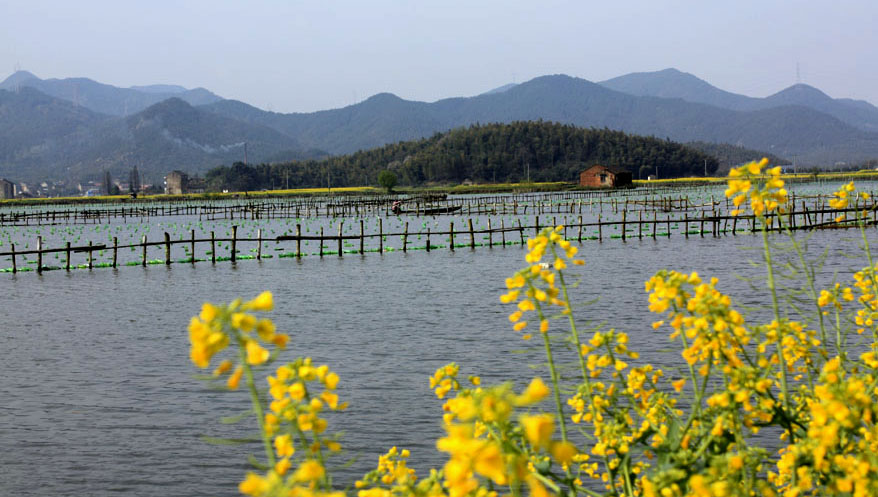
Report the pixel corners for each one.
[0,228,870,496]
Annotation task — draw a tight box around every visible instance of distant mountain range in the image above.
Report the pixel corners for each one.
[0,85,312,183]
[0,70,223,116]
[2,68,878,185]
[599,68,878,133]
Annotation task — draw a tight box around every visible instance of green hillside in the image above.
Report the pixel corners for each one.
[204,122,719,191]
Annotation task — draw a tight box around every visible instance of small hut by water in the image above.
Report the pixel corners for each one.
[579,165,633,188]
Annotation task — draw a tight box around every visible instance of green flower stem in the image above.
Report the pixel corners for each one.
[781,216,829,350]
[620,453,635,497]
[760,218,798,489]
[556,267,590,382]
[674,360,712,452]
[761,224,792,427]
[555,260,603,435]
[534,298,568,443]
[237,339,276,468]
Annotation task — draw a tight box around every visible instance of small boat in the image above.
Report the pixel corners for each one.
[390,202,461,215]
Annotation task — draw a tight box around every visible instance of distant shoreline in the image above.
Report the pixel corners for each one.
[2,172,877,206]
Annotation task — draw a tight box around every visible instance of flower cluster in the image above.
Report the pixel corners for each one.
[431,368,567,497]
[725,158,788,217]
[239,358,346,497]
[829,181,871,223]
[501,226,584,339]
[356,447,444,497]
[852,264,878,338]
[188,291,288,388]
[770,358,878,497]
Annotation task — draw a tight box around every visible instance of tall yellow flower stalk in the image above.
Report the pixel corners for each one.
[188,292,347,497]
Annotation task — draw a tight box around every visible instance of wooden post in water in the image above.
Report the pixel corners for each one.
[684,214,689,239]
[534,215,540,236]
[700,212,705,237]
[164,232,171,265]
[732,216,737,235]
[487,218,493,247]
[426,228,431,252]
[578,216,583,242]
[652,212,657,239]
[231,226,237,262]
[210,232,216,264]
[257,228,263,260]
[379,218,383,253]
[113,237,118,268]
[296,224,302,258]
[517,220,524,245]
[449,222,455,251]
[501,219,506,246]
[621,211,627,241]
[598,214,602,242]
[88,241,94,269]
[337,223,343,257]
[359,219,365,255]
[10,243,16,273]
[142,235,147,266]
[190,230,196,263]
[468,218,475,249]
[320,227,325,257]
[37,236,42,273]
[66,242,72,271]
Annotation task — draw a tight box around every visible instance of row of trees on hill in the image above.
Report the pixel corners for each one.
[685,141,788,171]
[204,122,720,191]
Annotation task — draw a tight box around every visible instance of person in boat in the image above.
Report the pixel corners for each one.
[391,201,401,214]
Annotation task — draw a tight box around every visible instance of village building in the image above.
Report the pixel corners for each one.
[0,178,16,199]
[165,171,189,194]
[579,165,633,188]
[165,171,206,194]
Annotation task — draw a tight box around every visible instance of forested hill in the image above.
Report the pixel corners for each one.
[205,122,719,191]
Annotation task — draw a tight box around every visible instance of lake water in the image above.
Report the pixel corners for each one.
[1,205,874,496]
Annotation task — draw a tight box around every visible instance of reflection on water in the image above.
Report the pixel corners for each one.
[0,228,872,496]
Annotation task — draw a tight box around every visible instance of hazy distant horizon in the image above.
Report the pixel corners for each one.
[2,0,876,113]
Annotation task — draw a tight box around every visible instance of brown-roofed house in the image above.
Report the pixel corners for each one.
[579,165,633,188]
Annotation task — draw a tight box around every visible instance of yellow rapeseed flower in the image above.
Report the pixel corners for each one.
[517,377,550,405]
[293,460,325,482]
[239,472,269,496]
[246,340,270,365]
[522,414,554,449]
[244,291,274,311]
[227,365,243,390]
[200,302,218,322]
[212,359,233,377]
[232,312,257,332]
[275,434,295,458]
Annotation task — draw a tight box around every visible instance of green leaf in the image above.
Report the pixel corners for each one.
[247,454,269,471]
[220,409,254,425]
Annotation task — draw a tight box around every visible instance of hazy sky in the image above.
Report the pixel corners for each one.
[2,0,876,113]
